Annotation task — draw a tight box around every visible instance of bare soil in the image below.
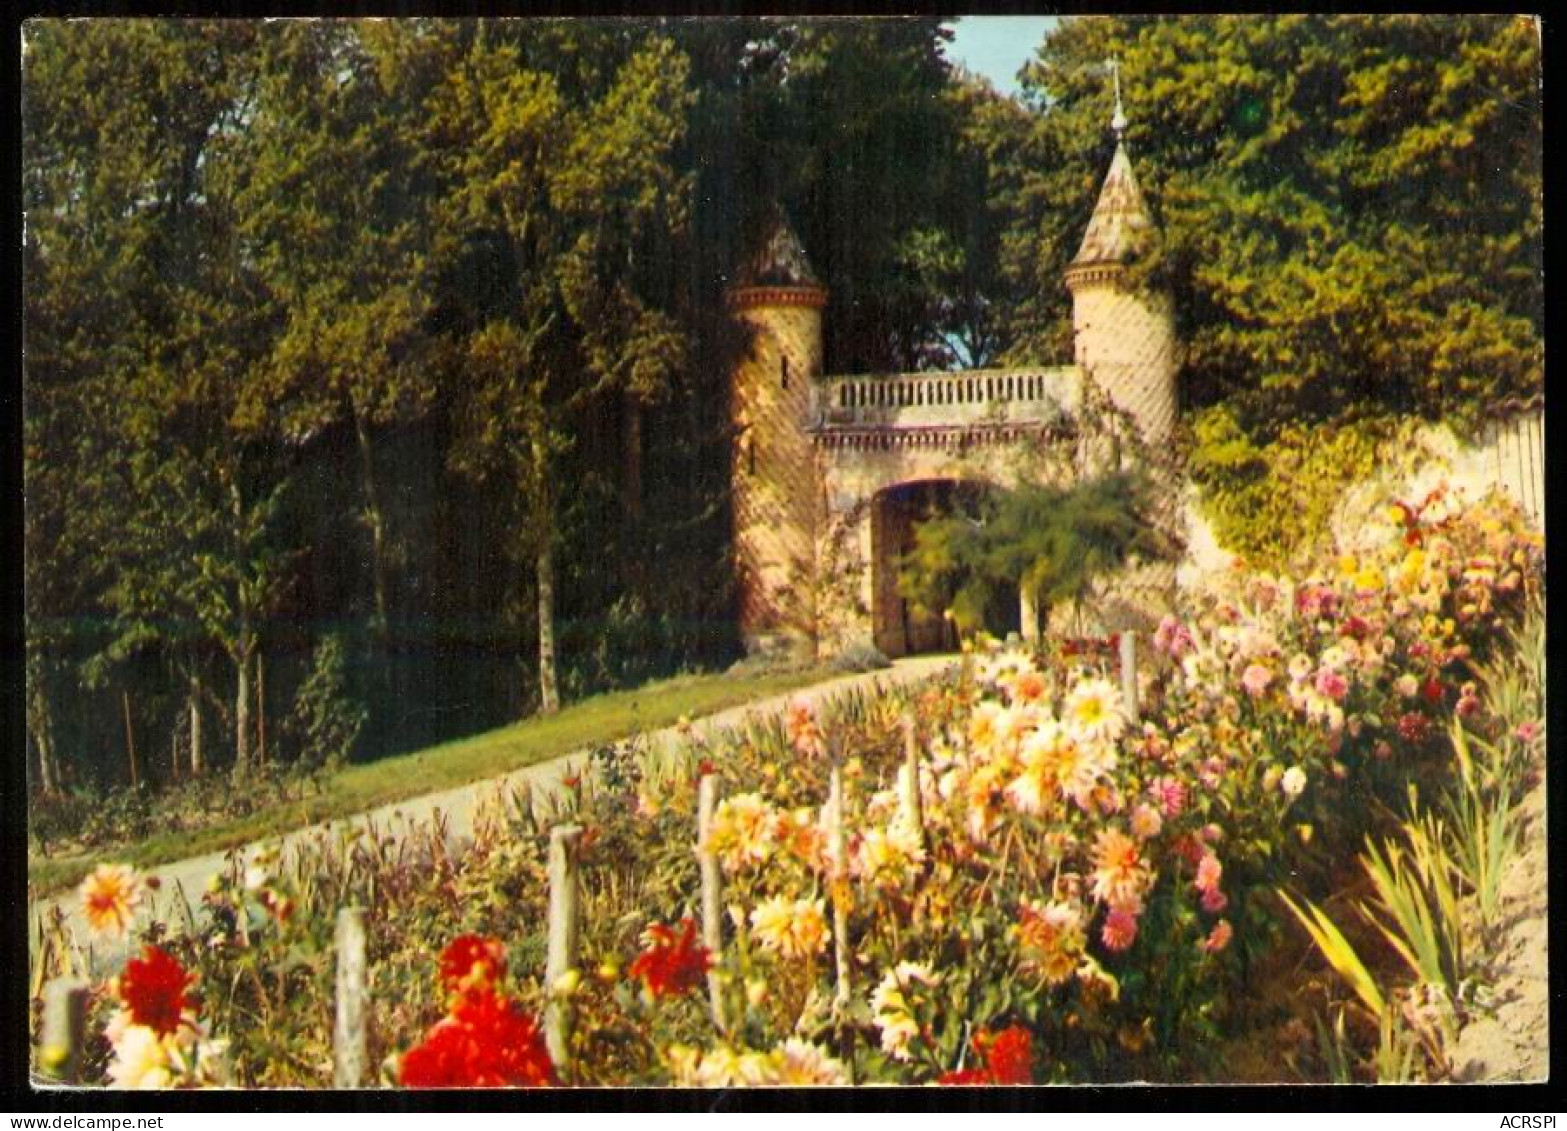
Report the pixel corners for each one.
[1449,771,1550,1083]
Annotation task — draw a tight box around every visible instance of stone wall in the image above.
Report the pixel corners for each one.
[1178,409,1546,598]
[812,424,1083,658]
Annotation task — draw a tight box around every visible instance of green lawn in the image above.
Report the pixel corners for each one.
[28,665,835,897]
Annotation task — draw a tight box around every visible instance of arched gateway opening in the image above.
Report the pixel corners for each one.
[869,479,1019,658]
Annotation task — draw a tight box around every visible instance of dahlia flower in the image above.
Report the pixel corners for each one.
[1089,828,1149,907]
[629,918,711,999]
[80,863,142,940]
[1062,678,1126,747]
[871,962,938,1061]
[748,896,829,961]
[439,935,507,997]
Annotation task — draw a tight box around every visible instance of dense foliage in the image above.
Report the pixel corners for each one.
[897,471,1171,633]
[982,16,1542,555]
[22,17,1542,825]
[1185,408,1398,571]
[997,15,1542,428]
[35,488,1545,1086]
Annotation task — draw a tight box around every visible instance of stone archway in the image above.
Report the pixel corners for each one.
[869,479,1017,658]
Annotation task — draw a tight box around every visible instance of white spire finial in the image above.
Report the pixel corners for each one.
[1109,56,1127,137]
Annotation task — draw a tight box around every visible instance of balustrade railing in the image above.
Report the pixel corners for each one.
[812,367,1080,429]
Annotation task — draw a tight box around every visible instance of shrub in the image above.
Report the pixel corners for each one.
[287,635,366,771]
[829,641,892,673]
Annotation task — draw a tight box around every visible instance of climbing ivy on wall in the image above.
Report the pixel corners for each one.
[1186,407,1397,571]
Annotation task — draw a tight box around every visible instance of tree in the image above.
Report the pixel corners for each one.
[24,21,297,781]
[426,25,694,715]
[236,22,443,670]
[1002,15,1541,429]
[898,473,1171,636]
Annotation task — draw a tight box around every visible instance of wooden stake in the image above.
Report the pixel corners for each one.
[1119,630,1140,725]
[38,978,88,1083]
[828,764,851,1011]
[545,823,583,1072]
[333,907,369,1088]
[899,713,925,851]
[122,690,140,789]
[696,774,727,1033]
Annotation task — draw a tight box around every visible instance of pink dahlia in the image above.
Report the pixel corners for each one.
[1100,906,1139,952]
[1241,663,1274,698]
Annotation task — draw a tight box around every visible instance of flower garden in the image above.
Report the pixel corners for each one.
[31,488,1545,1088]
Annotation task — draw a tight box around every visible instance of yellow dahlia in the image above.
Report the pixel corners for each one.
[705,793,777,872]
[772,1039,850,1085]
[749,896,829,961]
[1017,898,1085,986]
[80,863,143,940]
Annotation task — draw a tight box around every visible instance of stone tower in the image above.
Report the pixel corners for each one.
[727,213,827,658]
[1060,75,1182,628]
[1062,85,1179,447]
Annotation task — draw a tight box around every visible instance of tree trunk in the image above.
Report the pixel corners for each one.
[256,649,267,767]
[189,673,205,777]
[353,411,393,659]
[530,433,560,716]
[536,533,560,716]
[620,392,646,593]
[122,690,141,789]
[234,641,253,780]
[622,391,644,525]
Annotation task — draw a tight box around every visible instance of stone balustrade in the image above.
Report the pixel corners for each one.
[811,366,1081,432]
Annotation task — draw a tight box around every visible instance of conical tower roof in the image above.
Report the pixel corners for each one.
[736,208,822,289]
[1069,137,1155,270]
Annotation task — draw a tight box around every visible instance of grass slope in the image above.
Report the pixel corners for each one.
[29,666,833,897]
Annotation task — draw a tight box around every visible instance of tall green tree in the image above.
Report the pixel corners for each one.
[236,22,443,666]
[425,25,694,715]
[1002,15,1541,428]
[24,21,295,780]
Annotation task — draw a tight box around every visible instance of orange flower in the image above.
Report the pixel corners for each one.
[1007,670,1048,706]
[1017,899,1084,986]
[785,701,827,759]
[1203,919,1234,953]
[80,864,142,939]
[1089,829,1149,907]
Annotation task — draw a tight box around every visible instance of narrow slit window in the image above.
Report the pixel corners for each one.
[781,356,789,389]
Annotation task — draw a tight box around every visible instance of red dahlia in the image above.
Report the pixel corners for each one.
[938,1025,1034,1086]
[936,1067,992,1086]
[1397,711,1432,743]
[118,945,192,1036]
[400,990,556,1088]
[439,935,507,996]
[628,917,712,998]
[978,1026,1033,1085]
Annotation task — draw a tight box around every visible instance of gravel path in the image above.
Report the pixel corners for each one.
[34,656,957,972]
